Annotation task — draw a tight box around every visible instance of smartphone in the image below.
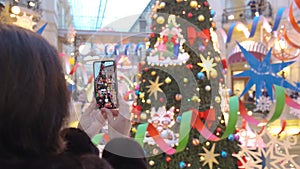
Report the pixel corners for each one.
[93,60,118,109]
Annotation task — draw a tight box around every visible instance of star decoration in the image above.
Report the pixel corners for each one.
[234,42,299,101]
[13,12,37,31]
[197,54,217,79]
[199,143,219,169]
[236,128,299,169]
[146,76,164,100]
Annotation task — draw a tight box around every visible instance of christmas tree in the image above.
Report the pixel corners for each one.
[131,0,241,169]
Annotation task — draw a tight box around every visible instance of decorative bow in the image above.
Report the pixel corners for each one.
[191,108,216,128]
[187,27,210,46]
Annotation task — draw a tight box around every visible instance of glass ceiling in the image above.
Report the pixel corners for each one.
[69,0,150,31]
[69,0,108,31]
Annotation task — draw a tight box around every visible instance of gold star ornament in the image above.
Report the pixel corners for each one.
[199,143,220,169]
[197,54,217,79]
[146,76,164,100]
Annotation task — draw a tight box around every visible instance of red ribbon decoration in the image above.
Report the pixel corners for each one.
[187,27,210,46]
[87,74,94,84]
[132,104,142,122]
[69,63,79,75]
[147,123,176,155]
[283,29,300,49]
[289,3,300,34]
[199,108,216,128]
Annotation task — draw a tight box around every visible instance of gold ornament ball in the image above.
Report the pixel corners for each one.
[149,160,155,166]
[146,99,151,104]
[198,15,205,22]
[215,96,221,103]
[191,95,199,102]
[206,141,210,146]
[205,85,211,91]
[131,127,137,133]
[151,71,156,76]
[192,138,200,146]
[69,57,75,65]
[159,2,166,9]
[183,78,188,83]
[165,77,172,84]
[210,70,218,78]
[139,92,145,99]
[156,16,165,25]
[190,0,198,8]
[140,113,147,120]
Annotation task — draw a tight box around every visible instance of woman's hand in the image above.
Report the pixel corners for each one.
[102,91,131,139]
[78,99,106,138]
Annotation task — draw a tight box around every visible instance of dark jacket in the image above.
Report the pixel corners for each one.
[0,154,84,169]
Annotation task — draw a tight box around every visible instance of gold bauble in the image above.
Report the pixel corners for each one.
[190,0,198,8]
[69,57,75,65]
[149,160,155,166]
[146,99,151,104]
[140,113,147,120]
[191,95,199,102]
[159,2,166,9]
[139,92,145,99]
[210,70,218,78]
[215,96,221,103]
[183,78,188,83]
[198,15,205,22]
[156,16,165,25]
[151,71,156,76]
[165,77,172,84]
[131,127,137,133]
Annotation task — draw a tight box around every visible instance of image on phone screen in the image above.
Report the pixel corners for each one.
[93,60,118,109]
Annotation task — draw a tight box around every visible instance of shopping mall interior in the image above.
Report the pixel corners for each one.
[0,0,300,168]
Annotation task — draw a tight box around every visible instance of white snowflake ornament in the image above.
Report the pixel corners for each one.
[254,95,272,112]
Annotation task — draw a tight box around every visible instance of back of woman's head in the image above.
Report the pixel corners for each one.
[80,154,113,169]
[60,127,99,156]
[102,137,148,169]
[0,24,70,157]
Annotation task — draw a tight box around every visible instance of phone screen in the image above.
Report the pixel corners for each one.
[93,60,118,109]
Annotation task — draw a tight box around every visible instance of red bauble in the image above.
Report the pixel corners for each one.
[186,64,193,69]
[187,12,193,18]
[166,157,171,163]
[203,1,209,7]
[144,67,149,72]
[150,33,155,38]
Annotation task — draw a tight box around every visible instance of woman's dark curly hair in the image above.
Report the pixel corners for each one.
[0,24,70,158]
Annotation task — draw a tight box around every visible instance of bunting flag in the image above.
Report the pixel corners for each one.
[36,23,48,35]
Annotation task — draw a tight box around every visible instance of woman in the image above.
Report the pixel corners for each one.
[0,24,113,169]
